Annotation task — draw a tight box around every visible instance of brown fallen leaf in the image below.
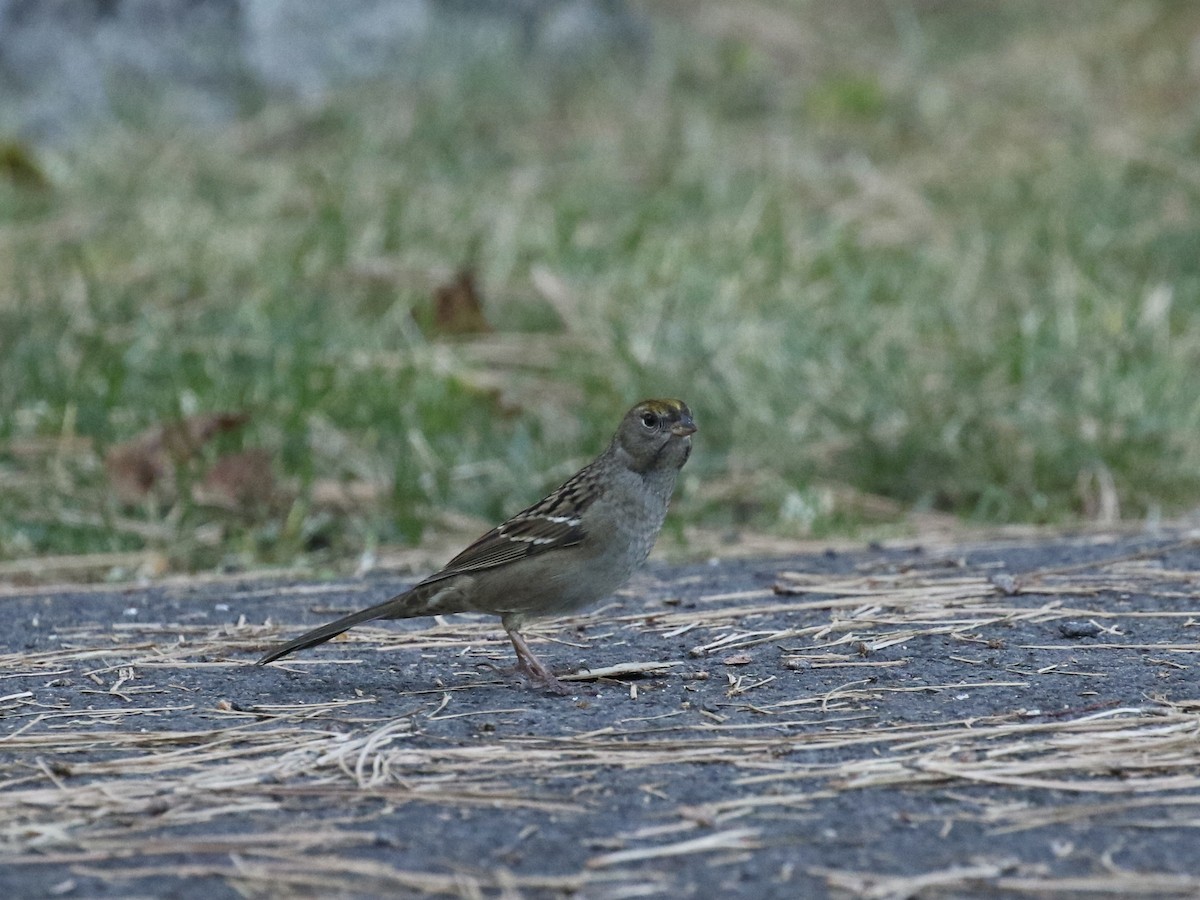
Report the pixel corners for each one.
[722,653,753,666]
[105,439,167,505]
[105,412,251,504]
[194,449,277,511]
[423,268,492,335]
[160,412,250,461]
[0,141,51,189]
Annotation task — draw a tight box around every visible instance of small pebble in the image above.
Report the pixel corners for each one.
[990,573,1021,595]
[1058,621,1102,638]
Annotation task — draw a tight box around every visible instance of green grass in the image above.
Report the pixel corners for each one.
[2,1,1200,572]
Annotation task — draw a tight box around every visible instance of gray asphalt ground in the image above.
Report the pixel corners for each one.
[2,530,1199,898]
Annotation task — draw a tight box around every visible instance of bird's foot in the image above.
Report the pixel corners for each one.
[474,658,570,694]
[504,622,572,695]
[515,657,572,695]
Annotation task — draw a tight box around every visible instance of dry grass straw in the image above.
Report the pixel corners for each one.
[813,862,1200,900]
[2,534,1199,893]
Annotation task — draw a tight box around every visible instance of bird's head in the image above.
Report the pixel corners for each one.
[614,398,696,474]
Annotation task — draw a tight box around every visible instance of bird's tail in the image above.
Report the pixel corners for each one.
[256,586,428,666]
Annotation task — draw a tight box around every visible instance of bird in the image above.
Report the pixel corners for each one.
[256,399,696,693]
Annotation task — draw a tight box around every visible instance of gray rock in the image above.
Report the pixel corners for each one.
[0,0,645,144]
[242,0,431,98]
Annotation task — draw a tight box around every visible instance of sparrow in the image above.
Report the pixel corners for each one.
[256,399,696,693]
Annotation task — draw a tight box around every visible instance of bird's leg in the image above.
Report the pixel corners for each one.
[503,620,570,695]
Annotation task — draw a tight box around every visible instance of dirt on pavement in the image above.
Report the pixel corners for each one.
[2,530,1200,898]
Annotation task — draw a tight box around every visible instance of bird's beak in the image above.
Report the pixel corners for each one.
[671,416,697,437]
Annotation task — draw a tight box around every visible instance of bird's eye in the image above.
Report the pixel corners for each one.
[640,411,659,429]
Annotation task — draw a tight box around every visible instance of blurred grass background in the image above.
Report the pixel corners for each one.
[2,0,1200,577]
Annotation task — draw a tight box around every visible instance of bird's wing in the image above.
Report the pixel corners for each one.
[422,461,602,581]
[257,459,607,666]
